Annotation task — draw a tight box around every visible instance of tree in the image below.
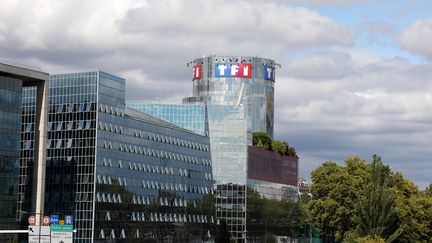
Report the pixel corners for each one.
[252,132,272,150]
[308,156,369,240]
[354,155,401,241]
[308,155,432,242]
[423,183,432,197]
[271,140,286,155]
[217,220,232,243]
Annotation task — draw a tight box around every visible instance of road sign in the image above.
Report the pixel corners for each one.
[29,235,50,243]
[28,215,36,225]
[40,225,51,235]
[28,235,40,243]
[50,215,59,224]
[42,216,51,225]
[51,224,73,231]
[28,225,40,236]
[51,231,73,243]
[39,235,51,243]
[65,215,73,225]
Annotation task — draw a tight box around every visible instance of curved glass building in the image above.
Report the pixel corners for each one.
[183,55,278,138]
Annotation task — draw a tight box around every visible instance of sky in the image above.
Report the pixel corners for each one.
[1,0,431,188]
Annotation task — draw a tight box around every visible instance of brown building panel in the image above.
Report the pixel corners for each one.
[247,146,298,186]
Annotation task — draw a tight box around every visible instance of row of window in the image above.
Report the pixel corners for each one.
[48,120,93,131]
[98,213,214,239]
[103,140,212,166]
[101,158,212,180]
[99,120,209,152]
[51,102,95,114]
[97,175,211,194]
[46,138,95,149]
[99,104,124,117]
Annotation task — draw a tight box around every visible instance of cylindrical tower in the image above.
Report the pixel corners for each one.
[183,55,278,138]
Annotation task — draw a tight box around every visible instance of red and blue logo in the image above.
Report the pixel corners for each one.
[215,63,252,78]
[192,65,202,80]
[264,65,275,81]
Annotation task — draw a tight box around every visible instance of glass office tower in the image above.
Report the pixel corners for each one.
[0,77,22,239]
[183,55,277,138]
[183,55,279,242]
[19,70,215,242]
[126,103,208,136]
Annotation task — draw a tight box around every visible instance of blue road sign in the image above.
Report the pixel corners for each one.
[50,215,59,225]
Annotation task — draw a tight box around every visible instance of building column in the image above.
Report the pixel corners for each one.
[31,80,49,225]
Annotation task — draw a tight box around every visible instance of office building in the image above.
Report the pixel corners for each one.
[183,55,277,138]
[182,56,279,242]
[1,62,49,242]
[18,70,215,242]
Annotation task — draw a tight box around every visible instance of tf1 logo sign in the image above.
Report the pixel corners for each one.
[264,65,275,81]
[192,65,202,80]
[215,63,252,78]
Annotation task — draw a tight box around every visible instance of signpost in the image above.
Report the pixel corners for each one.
[28,215,36,225]
[28,225,40,243]
[26,214,74,243]
[50,215,59,225]
[42,216,51,225]
[51,225,73,243]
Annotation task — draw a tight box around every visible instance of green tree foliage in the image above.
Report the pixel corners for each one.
[246,188,309,239]
[308,155,432,242]
[217,220,232,243]
[423,183,432,197]
[354,155,401,241]
[252,132,298,158]
[308,156,369,240]
[271,140,286,155]
[252,132,272,150]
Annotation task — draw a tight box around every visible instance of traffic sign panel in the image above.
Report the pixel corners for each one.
[28,235,39,243]
[51,231,73,243]
[40,225,51,236]
[65,215,74,225]
[39,235,51,243]
[28,215,36,225]
[50,215,59,224]
[51,224,73,231]
[42,216,51,225]
[28,225,40,236]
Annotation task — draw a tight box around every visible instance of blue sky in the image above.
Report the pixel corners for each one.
[1,0,431,188]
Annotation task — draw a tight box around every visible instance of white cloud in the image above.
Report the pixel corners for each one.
[275,51,432,188]
[399,17,432,59]
[1,0,431,188]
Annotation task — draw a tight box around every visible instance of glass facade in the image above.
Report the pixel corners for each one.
[0,76,22,240]
[206,105,249,185]
[183,56,278,242]
[215,184,246,241]
[183,55,277,138]
[18,70,215,242]
[126,103,208,136]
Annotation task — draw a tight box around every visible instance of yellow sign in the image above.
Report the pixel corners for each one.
[59,219,65,225]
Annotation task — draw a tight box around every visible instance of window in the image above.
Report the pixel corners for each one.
[85,120,92,129]
[56,104,64,113]
[66,139,73,148]
[56,122,63,131]
[67,121,73,130]
[78,120,84,130]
